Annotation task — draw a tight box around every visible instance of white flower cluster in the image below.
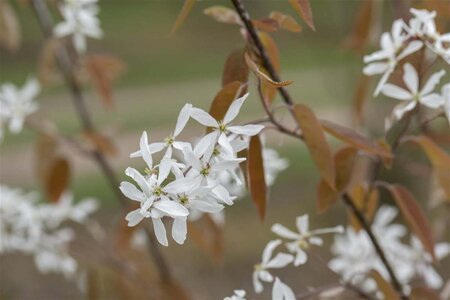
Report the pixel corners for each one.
[329,205,450,295]
[363,8,449,124]
[224,215,343,300]
[0,77,40,141]
[53,0,103,53]
[121,93,288,246]
[0,185,98,278]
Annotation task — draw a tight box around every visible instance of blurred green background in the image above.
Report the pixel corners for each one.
[1,0,449,299]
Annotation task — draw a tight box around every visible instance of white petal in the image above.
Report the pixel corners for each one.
[273,277,296,300]
[259,270,274,282]
[403,63,419,94]
[211,158,245,172]
[139,131,153,168]
[119,181,144,202]
[265,253,294,269]
[125,167,151,197]
[363,62,388,75]
[421,70,446,95]
[374,68,393,96]
[152,218,168,246]
[294,248,307,266]
[212,184,235,205]
[157,157,172,186]
[423,265,443,289]
[218,133,234,155]
[393,101,417,119]
[172,217,187,244]
[154,199,189,217]
[421,94,444,108]
[183,147,202,170]
[435,243,450,260]
[262,239,282,264]
[174,103,192,137]
[296,215,309,234]
[164,175,202,194]
[223,93,249,124]
[382,83,412,100]
[309,236,323,246]
[228,124,264,136]
[194,131,219,158]
[398,40,423,60]
[190,107,218,127]
[125,209,144,227]
[253,271,264,293]
[271,224,300,240]
[22,77,40,100]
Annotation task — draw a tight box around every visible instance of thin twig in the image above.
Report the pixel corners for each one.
[31,0,173,284]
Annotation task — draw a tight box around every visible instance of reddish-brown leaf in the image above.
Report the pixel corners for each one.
[85,54,125,109]
[317,147,357,213]
[203,6,241,25]
[244,53,293,87]
[407,135,450,201]
[353,74,371,125]
[45,157,70,202]
[222,48,249,86]
[169,0,196,36]
[410,286,441,300]
[269,11,302,32]
[294,104,335,190]
[386,184,436,260]
[0,1,21,52]
[288,0,316,31]
[258,32,280,104]
[247,135,267,220]
[348,184,379,231]
[35,133,58,180]
[343,0,374,53]
[252,18,279,32]
[369,270,400,300]
[321,120,393,159]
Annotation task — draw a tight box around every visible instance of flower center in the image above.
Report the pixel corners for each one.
[298,238,309,250]
[200,163,211,176]
[179,195,189,205]
[164,135,174,146]
[153,186,163,196]
[254,263,263,271]
[218,122,227,133]
[212,147,221,156]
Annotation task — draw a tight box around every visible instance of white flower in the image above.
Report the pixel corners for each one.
[263,148,289,186]
[53,0,103,53]
[363,19,423,96]
[0,77,39,139]
[190,93,264,157]
[329,206,410,294]
[130,103,192,159]
[253,239,294,293]
[0,185,97,278]
[272,277,296,300]
[382,63,446,119]
[272,214,344,266]
[405,237,450,289]
[224,289,246,300]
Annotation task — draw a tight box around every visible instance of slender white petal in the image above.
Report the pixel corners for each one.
[273,277,296,300]
[190,108,218,127]
[271,224,300,240]
[139,131,153,168]
[152,218,168,246]
[174,103,192,137]
[223,93,249,124]
[154,199,189,217]
[382,84,412,100]
[194,131,219,158]
[125,167,151,196]
[265,253,294,269]
[119,182,144,202]
[421,70,446,96]
[253,271,264,293]
[228,124,264,136]
[421,94,444,108]
[262,239,282,264]
[125,209,144,227]
[293,248,307,266]
[296,215,309,234]
[157,157,172,186]
[403,63,419,94]
[172,217,187,244]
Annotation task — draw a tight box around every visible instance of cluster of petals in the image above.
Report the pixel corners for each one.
[121,93,269,246]
[0,185,98,278]
[53,0,103,53]
[0,77,40,141]
[364,8,450,97]
[329,205,450,295]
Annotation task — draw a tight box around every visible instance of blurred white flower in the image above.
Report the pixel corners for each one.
[0,185,98,278]
[0,77,39,140]
[442,84,450,124]
[363,19,422,96]
[382,63,445,120]
[272,277,295,300]
[53,0,103,53]
[253,239,294,293]
[272,214,343,266]
[263,148,288,186]
[224,289,246,300]
[329,206,411,294]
